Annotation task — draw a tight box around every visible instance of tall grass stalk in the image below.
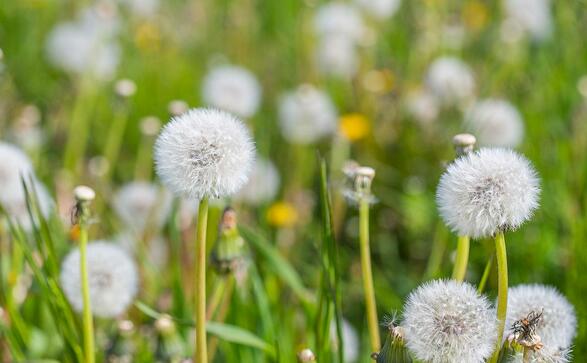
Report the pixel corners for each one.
[194,197,209,363]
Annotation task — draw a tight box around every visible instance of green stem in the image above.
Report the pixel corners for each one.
[477,254,494,294]
[424,222,448,279]
[63,78,95,175]
[359,199,380,353]
[451,235,470,282]
[134,134,154,180]
[194,197,209,363]
[103,107,130,181]
[79,223,95,363]
[489,231,508,363]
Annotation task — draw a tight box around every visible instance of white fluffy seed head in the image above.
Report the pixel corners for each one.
[0,142,34,196]
[512,345,572,363]
[405,89,440,125]
[354,0,401,20]
[402,279,497,363]
[316,35,359,79]
[278,84,338,144]
[234,156,280,206]
[60,241,139,318]
[113,182,172,233]
[314,3,365,43]
[425,57,475,107]
[464,99,524,148]
[46,12,120,80]
[505,284,577,350]
[504,0,552,41]
[2,180,53,232]
[154,108,256,199]
[202,65,262,118]
[436,148,540,239]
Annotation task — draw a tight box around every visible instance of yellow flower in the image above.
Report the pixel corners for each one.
[339,113,370,141]
[462,1,488,32]
[135,22,161,53]
[266,201,298,228]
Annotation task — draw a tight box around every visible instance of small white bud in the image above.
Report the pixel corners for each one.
[73,185,96,202]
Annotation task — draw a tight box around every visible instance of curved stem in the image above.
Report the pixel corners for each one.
[359,199,381,352]
[194,198,209,363]
[489,231,508,363]
[79,224,95,363]
[451,235,470,282]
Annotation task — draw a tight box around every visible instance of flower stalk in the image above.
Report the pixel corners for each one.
[194,197,209,363]
[73,186,96,363]
[451,235,470,281]
[354,167,380,352]
[490,231,508,363]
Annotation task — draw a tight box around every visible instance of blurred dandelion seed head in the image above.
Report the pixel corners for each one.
[425,57,475,107]
[405,89,439,125]
[314,3,365,43]
[316,35,359,78]
[436,148,540,238]
[154,108,255,199]
[167,100,189,117]
[504,0,552,41]
[113,182,172,233]
[114,79,137,98]
[60,241,139,318]
[235,156,280,206]
[202,65,262,118]
[140,116,162,136]
[330,319,359,363]
[278,84,337,144]
[402,279,497,363]
[355,0,401,20]
[464,99,524,148]
[506,284,577,351]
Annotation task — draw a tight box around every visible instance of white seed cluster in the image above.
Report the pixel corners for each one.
[402,280,497,363]
[113,182,172,233]
[465,99,525,148]
[436,148,540,239]
[154,108,255,199]
[425,57,475,107]
[235,156,280,206]
[60,241,139,318]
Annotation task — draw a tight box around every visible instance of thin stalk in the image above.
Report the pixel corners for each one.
[359,198,381,352]
[194,197,209,363]
[63,78,95,175]
[79,223,95,363]
[134,134,154,180]
[489,231,508,363]
[103,107,130,181]
[208,276,235,362]
[477,254,494,293]
[451,235,470,281]
[424,222,448,279]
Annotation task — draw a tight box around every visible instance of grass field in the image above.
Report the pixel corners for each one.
[1,0,586,362]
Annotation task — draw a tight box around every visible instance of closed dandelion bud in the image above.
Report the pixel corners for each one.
[202,65,262,119]
[505,284,577,351]
[210,208,248,275]
[114,79,137,98]
[464,99,524,148]
[154,108,255,199]
[155,314,176,336]
[436,148,540,239]
[297,348,316,362]
[342,163,377,206]
[60,241,139,318]
[402,280,497,363]
[452,133,476,156]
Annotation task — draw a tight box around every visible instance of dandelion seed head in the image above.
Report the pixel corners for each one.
[425,57,475,107]
[235,156,280,206]
[278,85,337,144]
[202,65,262,118]
[154,108,255,199]
[402,279,497,363]
[113,182,172,233]
[314,3,365,43]
[0,143,34,193]
[60,241,139,318]
[436,148,540,238]
[506,284,577,350]
[405,89,440,125]
[504,0,552,41]
[465,99,524,148]
[316,35,358,78]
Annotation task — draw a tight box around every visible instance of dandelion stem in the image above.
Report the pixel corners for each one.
[103,107,129,181]
[79,220,95,363]
[489,231,508,363]
[451,235,470,281]
[194,197,209,363]
[359,198,381,353]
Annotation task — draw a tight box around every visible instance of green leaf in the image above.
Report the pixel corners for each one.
[207,322,276,358]
[240,226,313,305]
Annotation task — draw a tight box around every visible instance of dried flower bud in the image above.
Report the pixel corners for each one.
[452,133,476,156]
[74,185,96,202]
